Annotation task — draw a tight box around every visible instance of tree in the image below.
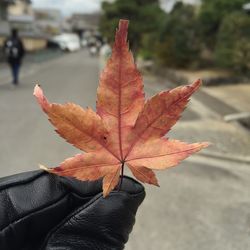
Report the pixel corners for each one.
[215,12,250,74]
[198,0,249,49]
[99,0,165,57]
[155,2,200,68]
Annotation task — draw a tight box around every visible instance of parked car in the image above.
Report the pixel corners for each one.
[51,33,81,52]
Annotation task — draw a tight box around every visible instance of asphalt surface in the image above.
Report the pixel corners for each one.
[0,50,250,249]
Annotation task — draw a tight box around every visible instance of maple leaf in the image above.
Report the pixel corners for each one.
[34,19,209,197]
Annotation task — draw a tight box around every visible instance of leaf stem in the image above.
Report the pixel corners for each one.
[118,162,125,191]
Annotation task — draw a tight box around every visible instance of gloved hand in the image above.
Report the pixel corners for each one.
[0,170,145,250]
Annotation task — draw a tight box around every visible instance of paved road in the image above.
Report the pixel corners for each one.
[1,50,250,249]
[0,51,99,176]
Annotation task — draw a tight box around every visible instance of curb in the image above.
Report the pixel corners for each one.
[159,74,250,133]
[199,151,250,164]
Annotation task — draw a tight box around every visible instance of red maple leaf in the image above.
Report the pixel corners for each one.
[34,19,209,197]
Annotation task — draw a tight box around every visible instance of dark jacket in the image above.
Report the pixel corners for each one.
[4,36,25,64]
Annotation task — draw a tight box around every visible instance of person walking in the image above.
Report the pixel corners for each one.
[4,28,25,86]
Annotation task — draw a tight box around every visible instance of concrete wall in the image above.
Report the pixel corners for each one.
[23,37,47,51]
[0,36,47,51]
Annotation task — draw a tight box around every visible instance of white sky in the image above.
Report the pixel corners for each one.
[32,0,200,16]
[32,0,103,16]
[161,0,200,11]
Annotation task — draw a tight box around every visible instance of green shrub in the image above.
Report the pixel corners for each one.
[215,12,250,74]
[155,2,200,68]
[198,0,249,49]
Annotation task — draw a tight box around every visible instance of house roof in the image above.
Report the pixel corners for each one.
[4,0,32,3]
[0,26,48,39]
[3,0,15,3]
[8,14,34,22]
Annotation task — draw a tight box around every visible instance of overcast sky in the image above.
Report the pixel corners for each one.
[33,0,103,15]
[33,0,200,16]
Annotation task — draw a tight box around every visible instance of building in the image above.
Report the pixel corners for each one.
[0,1,12,34]
[8,0,33,16]
[0,1,9,20]
[69,12,100,33]
[34,8,63,35]
[0,0,47,51]
[7,0,34,34]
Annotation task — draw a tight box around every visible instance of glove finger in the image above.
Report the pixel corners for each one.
[0,170,104,250]
[41,176,145,250]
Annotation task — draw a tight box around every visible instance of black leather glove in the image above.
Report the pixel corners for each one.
[0,170,145,250]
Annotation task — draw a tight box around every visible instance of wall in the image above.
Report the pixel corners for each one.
[23,37,47,51]
[0,36,47,51]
